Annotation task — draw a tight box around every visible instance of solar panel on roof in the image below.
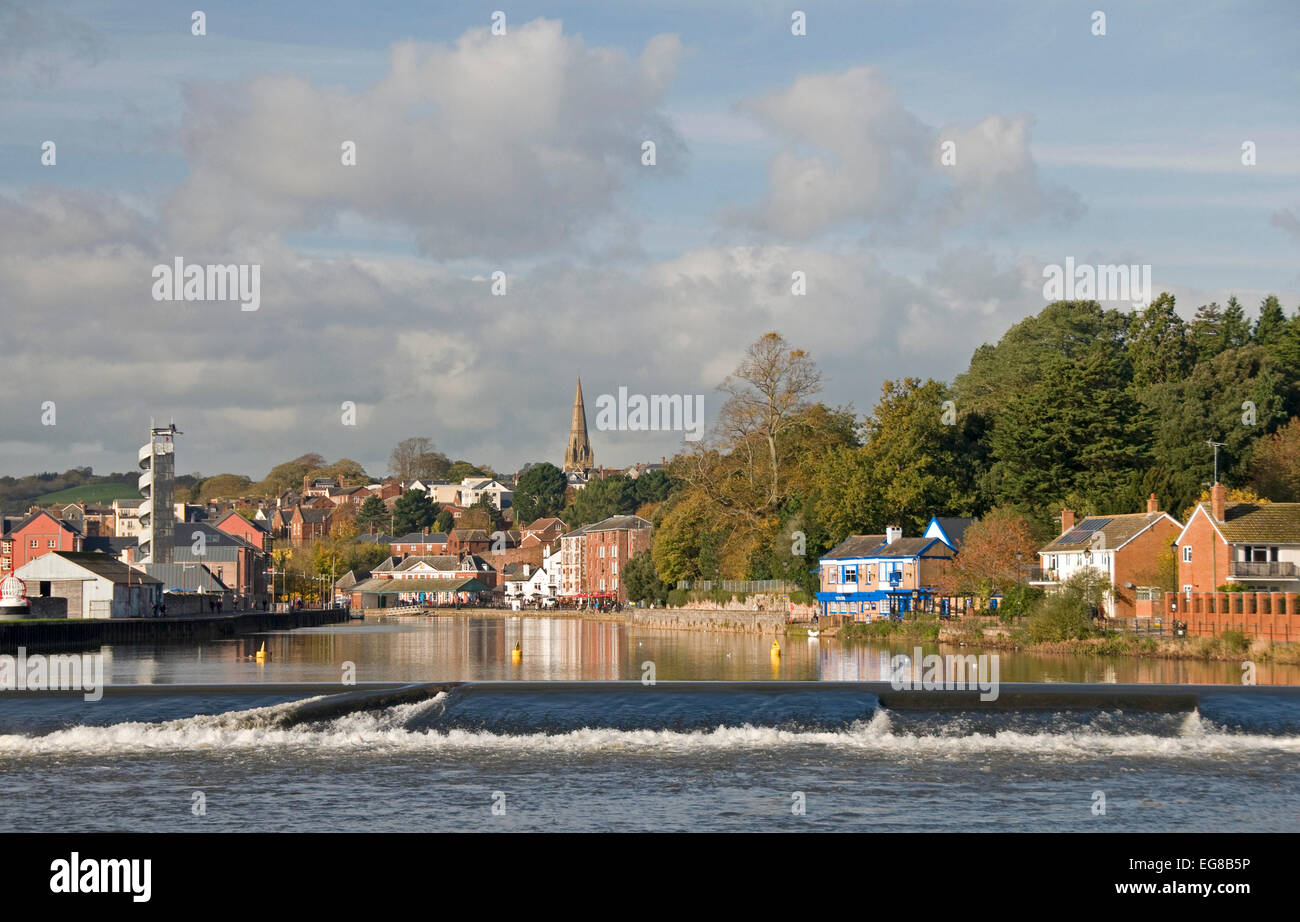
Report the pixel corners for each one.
[1059,518,1111,544]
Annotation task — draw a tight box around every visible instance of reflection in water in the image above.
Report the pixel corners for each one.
[86,615,1300,687]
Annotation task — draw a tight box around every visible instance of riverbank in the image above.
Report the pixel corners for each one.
[0,607,351,654]
[833,615,1300,665]
[371,606,1300,664]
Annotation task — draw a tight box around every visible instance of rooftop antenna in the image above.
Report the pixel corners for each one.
[1206,440,1226,484]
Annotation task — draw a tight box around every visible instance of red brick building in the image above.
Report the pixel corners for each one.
[290,506,331,545]
[214,510,271,552]
[1175,483,1300,597]
[1033,494,1183,619]
[448,528,491,556]
[581,514,652,605]
[390,532,450,556]
[521,517,567,548]
[1,510,83,575]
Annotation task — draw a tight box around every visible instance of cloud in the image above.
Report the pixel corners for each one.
[165,18,685,258]
[0,0,105,86]
[1271,206,1300,242]
[734,66,1081,239]
[0,185,1048,477]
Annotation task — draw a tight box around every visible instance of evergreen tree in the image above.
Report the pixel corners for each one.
[1188,302,1225,363]
[1221,296,1250,348]
[391,489,439,535]
[988,350,1150,514]
[355,494,388,533]
[513,462,566,524]
[1127,293,1191,387]
[1253,294,1287,346]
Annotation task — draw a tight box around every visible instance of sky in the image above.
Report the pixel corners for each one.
[2,0,1298,483]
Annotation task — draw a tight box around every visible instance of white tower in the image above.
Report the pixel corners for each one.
[138,421,180,564]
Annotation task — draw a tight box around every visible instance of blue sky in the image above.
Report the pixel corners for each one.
[1,0,1297,481]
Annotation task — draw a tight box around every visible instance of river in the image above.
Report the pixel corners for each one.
[1,614,1296,832]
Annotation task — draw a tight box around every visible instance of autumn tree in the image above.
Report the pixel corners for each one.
[935,507,1042,598]
[1250,417,1300,501]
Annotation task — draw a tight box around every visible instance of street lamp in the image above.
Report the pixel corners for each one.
[1082,548,1094,619]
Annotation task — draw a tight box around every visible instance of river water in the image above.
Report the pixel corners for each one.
[1,615,1297,832]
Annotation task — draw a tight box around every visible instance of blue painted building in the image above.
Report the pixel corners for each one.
[815,517,974,621]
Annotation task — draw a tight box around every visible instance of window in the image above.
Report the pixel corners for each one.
[611,546,618,558]
[1183,546,1192,563]
[48,539,57,548]
[1183,585,1193,597]
[842,566,858,583]
[599,546,605,558]
[611,562,618,575]
[29,539,38,548]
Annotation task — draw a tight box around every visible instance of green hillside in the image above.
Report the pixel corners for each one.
[35,482,139,505]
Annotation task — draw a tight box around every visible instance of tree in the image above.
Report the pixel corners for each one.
[447,460,489,481]
[193,473,253,503]
[622,550,669,605]
[1188,302,1225,363]
[434,509,455,533]
[567,474,638,525]
[1179,485,1270,523]
[1140,345,1288,513]
[1253,294,1287,347]
[390,438,433,482]
[513,462,566,523]
[717,331,822,509]
[987,349,1149,515]
[461,495,505,533]
[1127,293,1191,387]
[391,489,439,535]
[1221,296,1250,349]
[258,453,326,497]
[935,507,1042,598]
[355,494,389,533]
[1250,417,1300,501]
[633,469,674,505]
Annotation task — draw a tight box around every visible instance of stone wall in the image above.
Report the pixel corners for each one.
[629,607,788,633]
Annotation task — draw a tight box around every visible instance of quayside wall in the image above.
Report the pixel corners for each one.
[0,608,350,654]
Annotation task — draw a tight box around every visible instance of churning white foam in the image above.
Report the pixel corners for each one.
[0,699,1296,760]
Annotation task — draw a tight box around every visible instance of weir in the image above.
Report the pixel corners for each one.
[18,679,1298,713]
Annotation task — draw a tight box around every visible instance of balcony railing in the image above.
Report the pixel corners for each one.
[1230,561,1299,580]
[1025,567,1058,583]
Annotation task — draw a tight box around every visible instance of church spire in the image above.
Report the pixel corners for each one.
[564,378,594,473]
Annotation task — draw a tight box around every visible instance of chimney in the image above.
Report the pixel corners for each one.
[885,525,902,545]
[1060,509,1075,536]
[1211,482,1226,521]
[1146,493,1159,514]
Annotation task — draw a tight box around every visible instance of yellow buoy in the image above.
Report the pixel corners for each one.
[770,640,781,658]
[511,642,522,664]
[255,641,266,664]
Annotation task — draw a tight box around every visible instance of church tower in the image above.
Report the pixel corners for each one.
[563,378,594,473]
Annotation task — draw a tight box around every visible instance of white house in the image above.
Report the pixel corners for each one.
[15,551,162,619]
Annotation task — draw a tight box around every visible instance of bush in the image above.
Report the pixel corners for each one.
[997,584,1045,625]
[1024,594,1097,643]
[1218,629,1251,654]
